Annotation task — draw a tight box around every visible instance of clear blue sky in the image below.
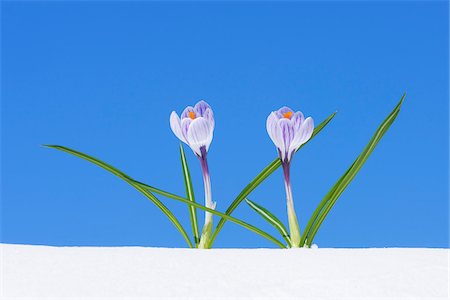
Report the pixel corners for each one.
[2,1,448,248]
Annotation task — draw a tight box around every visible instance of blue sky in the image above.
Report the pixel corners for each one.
[2,1,448,248]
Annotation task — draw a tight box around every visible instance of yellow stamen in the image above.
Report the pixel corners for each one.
[189,111,196,120]
[283,111,293,119]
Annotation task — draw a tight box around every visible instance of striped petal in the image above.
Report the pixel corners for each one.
[194,100,212,117]
[298,117,314,144]
[180,117,193,140]
[278,118,295,161]
[202,107,215,128]
[289,117,314,154]
[291,111,305,131]
[275,106,293,119]
[186,117,214,156]
[169,112,187,144]
[181,106,196,119]
[266,112,283,150]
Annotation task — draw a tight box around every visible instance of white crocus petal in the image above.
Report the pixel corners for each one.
[169,111,187,144]
[181,106,196,119]
[194,100,211,117]
[186,117,213,156]
[266,112,283,151]
[289,117,314,154]
[203,108,215,128]
[291,111,305,132]
[299,117,314,144]
[277,118,294,161]
[180,117,193,139]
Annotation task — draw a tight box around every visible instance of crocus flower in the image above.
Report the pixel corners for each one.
[170,100,216,248]
[266,106,314,247]
[170,100,215,158]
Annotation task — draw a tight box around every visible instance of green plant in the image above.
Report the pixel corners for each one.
[244,94,405,247]
[45,94,404,248]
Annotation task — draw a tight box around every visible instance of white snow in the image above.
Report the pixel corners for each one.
[1,244,448,299]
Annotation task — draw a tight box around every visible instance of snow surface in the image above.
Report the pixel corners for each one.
[1,244,448,299]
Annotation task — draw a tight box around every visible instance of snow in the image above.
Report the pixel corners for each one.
[1,244,448,299]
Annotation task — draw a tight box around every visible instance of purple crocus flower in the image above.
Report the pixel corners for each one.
[266,106,314,247]
[170,100,215,158]
[266,107,314,164]
[170,100,216,248]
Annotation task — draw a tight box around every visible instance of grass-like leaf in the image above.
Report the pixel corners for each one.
[209,112,336,247]
[136,182,287,248]
[300,94,406,247]
[45,145,286,248]
[44,145,194,248]
[245,198,291,247]
[179,144,199,246]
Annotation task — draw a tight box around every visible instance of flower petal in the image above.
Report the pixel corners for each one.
[169,112,187,143]
[275,106,293,118]
[299,117,314,144]
[181,106,196,119]
[194,100,212,117]
[266,112,282,149]
[202,107,215,128]
[180,117,193,139]
[291,111,305,131]
[289,117,314,153]
[186,117,214,156]
[278,118,295,161]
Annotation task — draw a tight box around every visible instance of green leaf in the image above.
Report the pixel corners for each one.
[245,198,291,247]
[179,144,199,246]
[209,112,336,247]
[44,145,194,248]
[45,145,286,249]
[135,181,287,248]
[301,93,406,247]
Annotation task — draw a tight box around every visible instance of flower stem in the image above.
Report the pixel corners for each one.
[198,146,214,248]
[282,161,301,248]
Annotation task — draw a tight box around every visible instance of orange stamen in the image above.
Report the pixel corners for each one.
[188,111,196,120]
[283,111,293,119]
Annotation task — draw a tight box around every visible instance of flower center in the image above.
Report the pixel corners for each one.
[188,111,196,120]
[283,111,293,119]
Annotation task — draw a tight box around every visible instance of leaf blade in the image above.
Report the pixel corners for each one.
[179,144,199,246]
[301,94,405,247]
[45,145,286,249]
[135,182,287,248]
[245,198,291,247]
[45,145,194,248]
